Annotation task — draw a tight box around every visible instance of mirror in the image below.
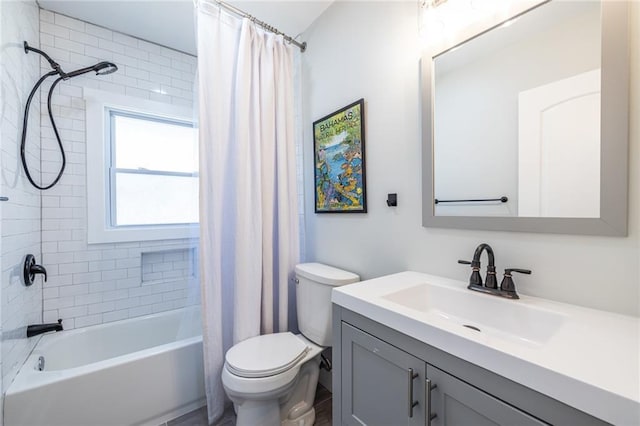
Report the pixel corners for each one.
[422,0,629,236]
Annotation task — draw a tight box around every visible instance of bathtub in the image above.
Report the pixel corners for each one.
[4,306,205,426]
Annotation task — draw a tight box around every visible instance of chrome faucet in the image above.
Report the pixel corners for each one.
[459,244,531,299]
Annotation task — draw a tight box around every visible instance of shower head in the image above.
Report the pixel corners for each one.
[93,61,119,76]
[23,41,118,80]
[63,61,118,79]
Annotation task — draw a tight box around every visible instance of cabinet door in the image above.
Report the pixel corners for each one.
[427,365,547,426]
[341,323,426,426]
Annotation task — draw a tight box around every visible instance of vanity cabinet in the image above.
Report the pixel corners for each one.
[341,323,426,425]
[334,306,609,426]
[341,323,544,426]
[427,365,544,426]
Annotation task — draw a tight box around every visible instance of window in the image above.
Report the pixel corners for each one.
[109,111,198,227]
[85,89,198,243]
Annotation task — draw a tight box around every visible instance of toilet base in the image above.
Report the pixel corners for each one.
[282,407,315,426]
[233,401,316,426]
[235,399,281,426]
[225,355,321,426]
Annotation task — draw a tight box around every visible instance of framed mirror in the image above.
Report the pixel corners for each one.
[421,0,629,236]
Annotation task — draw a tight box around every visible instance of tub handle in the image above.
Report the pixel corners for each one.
[23,254,47,286]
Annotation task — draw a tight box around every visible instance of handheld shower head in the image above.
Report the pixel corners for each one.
[64,61,118,79]
[93,61,118,76]
[20,41,119,190]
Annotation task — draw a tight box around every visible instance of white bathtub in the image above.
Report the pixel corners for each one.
[4,306,205,426]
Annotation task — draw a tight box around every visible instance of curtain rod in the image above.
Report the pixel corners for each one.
[210,0,307,52]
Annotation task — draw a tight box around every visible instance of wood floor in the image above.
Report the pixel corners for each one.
[312,384,332,426]
[162,384,332,426]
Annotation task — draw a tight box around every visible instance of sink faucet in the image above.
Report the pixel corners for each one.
[27,319,63,337]
[459,244,531,299]
[458,243,497,288]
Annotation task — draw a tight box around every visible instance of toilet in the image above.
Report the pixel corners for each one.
[221,262,359,426]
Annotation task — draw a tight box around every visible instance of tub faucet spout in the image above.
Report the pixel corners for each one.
[27,319,63,337]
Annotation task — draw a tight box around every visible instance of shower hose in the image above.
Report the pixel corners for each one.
[20,71,67,190]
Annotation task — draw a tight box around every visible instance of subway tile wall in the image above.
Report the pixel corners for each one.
[141,249,196,283]
[0,0,43,406]
[38,10,200,331]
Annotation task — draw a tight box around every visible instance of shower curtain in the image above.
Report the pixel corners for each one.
[196,2,300,423]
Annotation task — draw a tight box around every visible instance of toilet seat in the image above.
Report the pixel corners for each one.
[226,332,311,378]
[222,334,323,396]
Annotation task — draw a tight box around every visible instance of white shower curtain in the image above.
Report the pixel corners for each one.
[196,2,300,423]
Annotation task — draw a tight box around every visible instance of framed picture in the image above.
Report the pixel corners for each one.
[313,99,367,213]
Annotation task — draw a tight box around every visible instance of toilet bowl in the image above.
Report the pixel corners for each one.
[222,333,323,426]
[221,263,359,426]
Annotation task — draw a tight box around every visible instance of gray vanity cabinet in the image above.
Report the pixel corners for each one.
[340,322,545,426]
[333,305,608,426]
[341,323,426,425]
[427,365,546,426]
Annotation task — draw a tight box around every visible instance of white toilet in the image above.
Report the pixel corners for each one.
[221,262,359,426]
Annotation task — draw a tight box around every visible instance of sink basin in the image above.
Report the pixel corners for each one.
[381,282,566,346]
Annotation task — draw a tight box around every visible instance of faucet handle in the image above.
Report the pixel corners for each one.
[505,268,531,275]
[458,259,481,268]
[23,254,48,286]
[458,260,482,286]
[500,268,532,296]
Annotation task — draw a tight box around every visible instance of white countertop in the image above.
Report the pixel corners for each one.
[332,271,640,425]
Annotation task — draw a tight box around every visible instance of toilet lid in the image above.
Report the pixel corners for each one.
[226,332,310,378]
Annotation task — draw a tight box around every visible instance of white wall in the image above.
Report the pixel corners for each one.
[38,10,200,330]
[0,0,42,409]
[302,1,640,316]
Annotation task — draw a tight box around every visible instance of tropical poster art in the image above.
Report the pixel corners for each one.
[313,99,367,213]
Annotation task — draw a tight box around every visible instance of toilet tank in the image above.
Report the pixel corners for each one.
[295,263,359,347]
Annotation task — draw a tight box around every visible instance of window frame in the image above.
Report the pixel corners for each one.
[85,89,199,244]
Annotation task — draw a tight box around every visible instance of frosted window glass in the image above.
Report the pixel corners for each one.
[113,113,197,173]
[115,173,199,226]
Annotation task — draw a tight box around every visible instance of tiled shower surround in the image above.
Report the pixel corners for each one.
[38,10,200,330]
[1,0,42,403]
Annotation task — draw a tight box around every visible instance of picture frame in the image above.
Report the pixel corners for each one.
[313,99,367,213]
